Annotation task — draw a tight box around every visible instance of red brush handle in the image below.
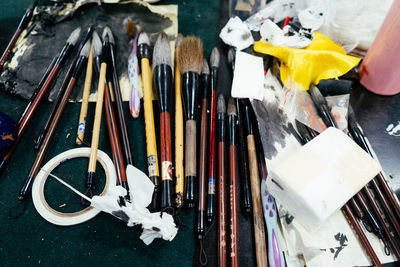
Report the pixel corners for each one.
[0,29,21,73]
[229,145,239,267]
[218,141,227,267]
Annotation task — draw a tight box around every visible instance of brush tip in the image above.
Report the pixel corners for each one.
[210,47,220,68]
[80,39,91,57]
[92,31,102,57]
[67,27,82,45]
[175,34,183,48]
[177,36,203,74]
[138,32,150,46]
[153,32,171,67]
[126,20,135,37]
[309,85,325,105]
[217,95,226,113]
[227,97,237,116]
[201,59,209,74]
[227,48,235,64]
[102,26,114,44]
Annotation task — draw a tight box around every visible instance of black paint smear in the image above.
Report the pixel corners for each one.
[252,99,291,160]
[0,2,173,101]
[112,209,130,223]
[329,232,348,260]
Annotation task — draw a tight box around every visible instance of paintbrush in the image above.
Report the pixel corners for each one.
[227,97,239,267]
[153,32,174,210]
[174,34,184,209]
[0,0,37,73]
[101,31,129,193]
[178,36,203,208]
[138,32,160,209]
[126,20,141,118]
[217,95,227,267]
[34,27,93,150]
[104,26,134,167]
[0,27,82,174]
[241,99,268,266]
[15,38,91,208]
[197,59,210,238]
[249,100,285,267]
[85,31,104,196]
[236,99,252,216]
[206,47,220,223]
[76,38,94,145]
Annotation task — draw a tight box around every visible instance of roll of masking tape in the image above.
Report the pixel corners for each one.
[32,148,117,226]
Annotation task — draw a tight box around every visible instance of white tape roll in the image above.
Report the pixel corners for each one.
[32,148,117,226]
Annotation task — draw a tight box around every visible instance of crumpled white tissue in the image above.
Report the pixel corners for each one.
[219,16,254,51]
[90,164,178,245]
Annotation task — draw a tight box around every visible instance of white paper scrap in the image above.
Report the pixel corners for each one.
[219,16,254,51]
[231,51,265,100]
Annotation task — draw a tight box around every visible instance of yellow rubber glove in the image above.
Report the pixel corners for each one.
[254,32,361,91]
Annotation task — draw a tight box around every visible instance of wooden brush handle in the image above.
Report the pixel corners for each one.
[141,58,160,206]
[174,66,184,208]
[160,112,173,209]
[229,144,239,267]
[185,119,197,207]
[0,29,21,72]
[76,43,93,145]
[218,141,227,267]
[247,135,268,266]
[87,62,106,174]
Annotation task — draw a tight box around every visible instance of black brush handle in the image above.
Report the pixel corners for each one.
[182,71,199,120]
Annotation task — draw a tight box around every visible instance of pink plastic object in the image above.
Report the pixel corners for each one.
[359,0,400,96]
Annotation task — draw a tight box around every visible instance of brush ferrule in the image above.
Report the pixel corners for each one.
[138,43,150,61]
[217,114,226,143]
[211,67,218,92]
[72,56,87,78]
[241,100,253,136]
[56,43,74,66]
[182,71,199,120]
[19,5,35,30]
[228,114,237,146]
[155,64,173,113]
[201,73,210,100]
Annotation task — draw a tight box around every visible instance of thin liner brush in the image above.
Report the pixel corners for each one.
[178,36,203,208]
[227,97,239,267]
[206,47,220,223]
[153,33,174,210]
[174,34,184,208]
[0,26,82,174]
[217,95,227,267]
[197,59,210,239]
[103,26,134,166]
[85,31,104,196]
[138,32,161,209]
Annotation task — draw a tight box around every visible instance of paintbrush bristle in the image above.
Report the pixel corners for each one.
[67,27,82,46]
[80,39,91,57]
[126,20,135,37]
[227,48,235,65]
[92,31,102,58]
[202,59,209,75]
[177,36,203,74]
[175,34,183,48]
[210,47,220,68]
[138,32,150,46]
[227,97,237,116]
[309,85,326,106]
[217,94,226,114]
[153,32,171,67]
[295,120,312,142]
[102,26,114,44]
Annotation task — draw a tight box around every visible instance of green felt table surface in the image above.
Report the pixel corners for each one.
[0,0,220,266]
